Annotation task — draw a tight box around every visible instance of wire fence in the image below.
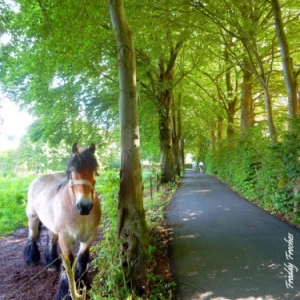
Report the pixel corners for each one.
[6,255,88,300]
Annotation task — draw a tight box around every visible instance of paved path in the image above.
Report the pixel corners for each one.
[166,171,300,300]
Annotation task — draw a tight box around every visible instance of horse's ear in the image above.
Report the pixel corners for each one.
[89,143,96,154]
[72,143,80,154]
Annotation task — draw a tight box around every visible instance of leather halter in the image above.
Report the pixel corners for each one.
[70,171,95,192]
[70,179,95,191]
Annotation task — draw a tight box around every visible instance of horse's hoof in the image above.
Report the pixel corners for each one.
[24,240,40,265]
[56,273,72,300]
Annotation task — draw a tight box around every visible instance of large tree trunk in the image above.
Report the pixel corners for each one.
[272,0,299,119]
[240,58,254,135]
[107,0,149,293]
[159,87,174,183]
[157,42,181,183]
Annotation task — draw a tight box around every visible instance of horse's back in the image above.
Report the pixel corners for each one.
[27,172,65,223]
[28,172,65,198]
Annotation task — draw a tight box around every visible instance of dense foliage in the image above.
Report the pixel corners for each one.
[205,120,300,225]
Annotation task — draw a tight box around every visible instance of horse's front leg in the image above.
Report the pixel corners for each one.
[75,243,91,289]
[56,235,74,300]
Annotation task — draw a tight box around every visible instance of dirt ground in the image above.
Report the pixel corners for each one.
[0,223,174,300]
[0,225,103,300]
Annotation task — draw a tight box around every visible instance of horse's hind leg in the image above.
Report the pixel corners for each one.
[24,213,40,265]
[43,231,61,271]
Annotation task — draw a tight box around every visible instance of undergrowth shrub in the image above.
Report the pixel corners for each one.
[205,122,300,226]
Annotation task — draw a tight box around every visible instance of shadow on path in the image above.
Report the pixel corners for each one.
[166,171,300,300]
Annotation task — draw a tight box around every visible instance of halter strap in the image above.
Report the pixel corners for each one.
[70,179,94,191]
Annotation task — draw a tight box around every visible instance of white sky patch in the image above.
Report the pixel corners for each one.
[0,98,34,150]
[0,33,12,45]
[3,0,20,13]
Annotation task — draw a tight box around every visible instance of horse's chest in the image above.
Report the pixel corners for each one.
[55,210,99,243]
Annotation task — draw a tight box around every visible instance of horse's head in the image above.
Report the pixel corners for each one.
[68,143,99,215]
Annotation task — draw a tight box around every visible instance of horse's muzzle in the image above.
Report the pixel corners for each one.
[76,202,93,215]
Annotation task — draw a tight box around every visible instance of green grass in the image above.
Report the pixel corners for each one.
[0,175,37,236]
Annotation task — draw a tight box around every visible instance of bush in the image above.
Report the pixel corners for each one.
[204,123,300,226]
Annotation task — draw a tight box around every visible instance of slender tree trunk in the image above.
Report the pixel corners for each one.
[217,117,223,140]
[179,137,184,172]
[263,86,277,143]
[227,103,236,138]
[159,87,174,183]
[172,93,182,176]
[241,59,254,135]
[177,92,184,172]
[107,0,149,292]
[172,130,180,176]
[224,46,237,138]
[210,127,216,148]
[271,0,299,119]
[242,40,277,142]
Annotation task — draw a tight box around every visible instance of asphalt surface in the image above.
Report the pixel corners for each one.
[166,171,300,300]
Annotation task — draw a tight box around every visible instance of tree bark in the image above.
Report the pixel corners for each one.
[224,44,237,138]
[227,101,236,138]
[271,0,299,119]
[240,58,254,135]
[107,0,149,293]
[263,85,277,143]
[217,117,223,141]
[177,92,184,172]
[210,127,216,148]
[159,86,174,183]
[157,44,181,183]
[172,93,182,176]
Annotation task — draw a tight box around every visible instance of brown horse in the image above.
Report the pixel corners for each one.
[24,143,101,300]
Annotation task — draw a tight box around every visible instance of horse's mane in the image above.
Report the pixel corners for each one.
[57,145,99,191]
